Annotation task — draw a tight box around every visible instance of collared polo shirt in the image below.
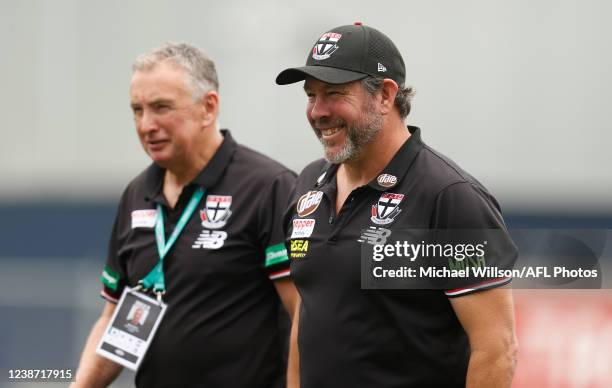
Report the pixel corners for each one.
[100,130,295,388]
[285,126,516,387]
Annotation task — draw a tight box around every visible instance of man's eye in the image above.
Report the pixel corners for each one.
[153,103,171,112]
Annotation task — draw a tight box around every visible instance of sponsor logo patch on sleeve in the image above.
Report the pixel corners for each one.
[100,265,120,290]
[265,243,289,267]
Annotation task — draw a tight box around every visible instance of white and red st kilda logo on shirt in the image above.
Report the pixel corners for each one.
[296,191,324,217]
[371,193,404,225]
[312,32,342,60]
[200,195,232,229]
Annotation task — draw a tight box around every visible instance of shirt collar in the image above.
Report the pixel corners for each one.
[315,126,424,192]
[367,125,424,191]
[143,129,238,202]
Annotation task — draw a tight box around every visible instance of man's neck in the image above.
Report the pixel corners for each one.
[333,122,409,215]
[163,128,224,207]
[339,123,410,188]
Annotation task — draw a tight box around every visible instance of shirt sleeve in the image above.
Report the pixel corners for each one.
[99,192,130,303]
[431,182,518,298]
[258,170,297,281]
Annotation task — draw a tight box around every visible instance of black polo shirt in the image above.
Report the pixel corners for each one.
[99,130,295,388]
[285,126,516,388]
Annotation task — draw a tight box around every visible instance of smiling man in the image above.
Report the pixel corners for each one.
[277,23,518,387]
[72,43,299,388]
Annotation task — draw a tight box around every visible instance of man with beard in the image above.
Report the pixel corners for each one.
[276,23,518,387]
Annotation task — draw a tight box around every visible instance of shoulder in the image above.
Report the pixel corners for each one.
[413,145,492,199]
[295,158,328,187]
[404,144,504,223]
[232,144,296,182]
[126,164,155,188]
[108,164,159,231]
[119,164,156,202]
[413,148,505,227]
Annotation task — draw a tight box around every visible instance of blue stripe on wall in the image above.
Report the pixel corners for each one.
[1,203,611,259]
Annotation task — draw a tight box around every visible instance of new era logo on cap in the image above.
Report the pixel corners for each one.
[377,63,387,72]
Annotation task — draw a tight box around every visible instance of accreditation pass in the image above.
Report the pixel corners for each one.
[96,287,167,371]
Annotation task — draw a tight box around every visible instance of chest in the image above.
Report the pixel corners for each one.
[288,186,434,290]
[118,190,261,289]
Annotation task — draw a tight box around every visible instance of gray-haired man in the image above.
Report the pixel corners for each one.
[73,43,299,388]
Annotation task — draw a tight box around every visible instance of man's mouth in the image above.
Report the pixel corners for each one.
[147,139,168,150]
[319,126,345,139]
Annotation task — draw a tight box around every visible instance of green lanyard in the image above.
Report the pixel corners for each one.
[139,187,205,293]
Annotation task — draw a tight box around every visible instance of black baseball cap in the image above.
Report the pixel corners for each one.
[276,22,406,86]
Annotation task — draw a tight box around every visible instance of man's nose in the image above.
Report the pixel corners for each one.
[139,110,158,132]
[308,97,331,123]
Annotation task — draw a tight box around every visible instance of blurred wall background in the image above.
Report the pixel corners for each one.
[1,0,611,387]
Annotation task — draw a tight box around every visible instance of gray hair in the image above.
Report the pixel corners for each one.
[132,42,219,100]
[362,76,415,120]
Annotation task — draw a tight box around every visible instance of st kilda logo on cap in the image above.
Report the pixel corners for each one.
[296,191,324,217]
[377,174,397,188]
[312,32,342,60]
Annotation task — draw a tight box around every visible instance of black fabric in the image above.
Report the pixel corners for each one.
[101,130,295,388]
[285,126,516,387]
[276,23,406,86]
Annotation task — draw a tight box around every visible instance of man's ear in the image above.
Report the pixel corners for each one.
[201,90,219,126]
[379,79,399,115]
